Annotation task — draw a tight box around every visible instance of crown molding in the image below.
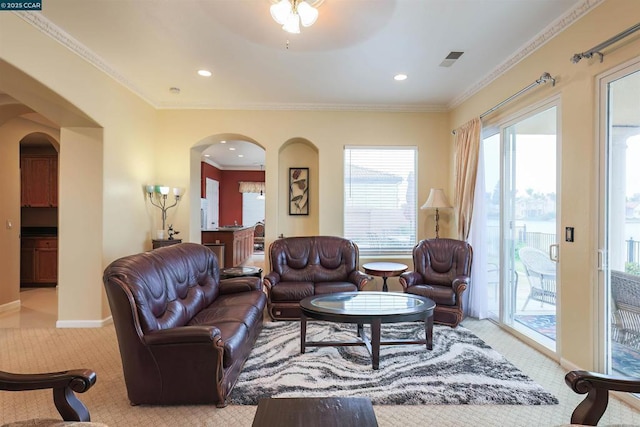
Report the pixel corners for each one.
[447,0,605,110]
[155,101,447,113]
[14,11,157,107]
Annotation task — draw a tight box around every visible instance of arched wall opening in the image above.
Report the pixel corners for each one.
[278,137,319,237]
[0,60,105,327]
[189,133,266,243]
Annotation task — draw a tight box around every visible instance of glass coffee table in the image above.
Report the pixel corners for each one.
[299,291,435,370]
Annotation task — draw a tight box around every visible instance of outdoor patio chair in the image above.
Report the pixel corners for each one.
[519,246,556,310]
[610,270,640,350]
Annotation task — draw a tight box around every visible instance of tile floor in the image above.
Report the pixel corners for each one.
[0,286,58,328]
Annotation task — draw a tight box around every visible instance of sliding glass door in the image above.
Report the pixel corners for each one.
[483,102,559,351]
[599,62,640,377]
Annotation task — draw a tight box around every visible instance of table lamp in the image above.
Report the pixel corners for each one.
[421,188,452,238]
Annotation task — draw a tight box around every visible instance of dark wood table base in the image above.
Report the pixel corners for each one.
[252,397,378,427]
[301,313,434,370]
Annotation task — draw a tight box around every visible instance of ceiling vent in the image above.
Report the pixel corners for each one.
[439,51,464,67]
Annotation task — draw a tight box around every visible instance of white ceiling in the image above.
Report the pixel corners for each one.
[14,0,594,167]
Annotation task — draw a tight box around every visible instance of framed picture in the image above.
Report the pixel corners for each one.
[289,167,309,215]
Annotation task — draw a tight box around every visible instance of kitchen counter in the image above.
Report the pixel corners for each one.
[202,226,255,268]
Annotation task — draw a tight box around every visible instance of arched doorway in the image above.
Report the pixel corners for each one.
[17,132,60,326]
[190,134,266,269]
[0,60,104,329]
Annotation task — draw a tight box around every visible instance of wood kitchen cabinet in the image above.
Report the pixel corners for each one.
[21,155,58,207]
[20,237,58,286]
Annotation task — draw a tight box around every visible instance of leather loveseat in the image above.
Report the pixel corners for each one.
[103,243,266,407]
[264,236,369,320]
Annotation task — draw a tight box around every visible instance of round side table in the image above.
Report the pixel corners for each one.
[362,262,408,292]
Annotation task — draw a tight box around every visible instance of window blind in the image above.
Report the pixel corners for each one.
[344,146,417,255]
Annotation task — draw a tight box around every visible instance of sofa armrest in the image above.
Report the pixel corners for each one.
[452,275,470,295]
[263,272,280,291]
[219,276,262,294]
[143,326,222,345]
[399,271,422,289]
[349,270,369,290]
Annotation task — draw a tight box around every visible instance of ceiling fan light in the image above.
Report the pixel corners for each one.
[270,0,291,25]
[297,1,318,27]
[282,11,301,34]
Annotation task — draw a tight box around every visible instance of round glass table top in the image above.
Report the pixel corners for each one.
[301,291,434,316]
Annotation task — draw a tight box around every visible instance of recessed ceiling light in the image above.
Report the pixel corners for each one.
[197,69,212,77]
[229,147,236,151]
[204,154,210,157]
[220,140,227,144]
[394,74,408,81]
[238,154,244,158]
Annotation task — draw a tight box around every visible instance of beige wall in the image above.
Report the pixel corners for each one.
[156,109,452,251]
[450,0,640,369]
[0,13,158,324]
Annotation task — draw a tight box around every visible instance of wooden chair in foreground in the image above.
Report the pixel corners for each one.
[0,368,97,423]
[565,369,640,426]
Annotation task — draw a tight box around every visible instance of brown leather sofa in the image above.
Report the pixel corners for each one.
[264,236,369,320]
[103,243,266,407]
[399,238,473,327]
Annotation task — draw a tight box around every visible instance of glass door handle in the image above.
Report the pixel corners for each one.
[597,249,604,271]
[549,244,559,262]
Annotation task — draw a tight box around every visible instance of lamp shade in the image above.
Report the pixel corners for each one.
[297,1,318,27]
[421,188,452,210]
[282,11,301,33]
[270,0,291,25]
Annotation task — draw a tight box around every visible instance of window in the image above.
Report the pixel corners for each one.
[344,146,417,255]
[242,192,265,227]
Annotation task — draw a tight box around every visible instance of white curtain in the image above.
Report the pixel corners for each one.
[467,143,489,319]
[454,117,481,241]
[238,181,265,193]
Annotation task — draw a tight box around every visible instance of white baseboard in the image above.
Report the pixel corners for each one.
[0,300,21,314]
[559,357,582,371]
[56,316,113,328]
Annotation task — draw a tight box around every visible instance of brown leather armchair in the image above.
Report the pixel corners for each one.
[399,238,473,327]
[264,236,369,320]
[0,368,97,422]
[565,370,640,426]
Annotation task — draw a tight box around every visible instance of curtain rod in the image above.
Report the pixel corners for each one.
[451,72,555,135]
[571,22,640,64]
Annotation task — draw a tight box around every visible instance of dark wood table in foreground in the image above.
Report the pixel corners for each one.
[300,291,435,370]
[252,397,378,427]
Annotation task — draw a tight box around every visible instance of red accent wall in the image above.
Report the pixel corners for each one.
[201,163,265,226]
[201,162,222,197]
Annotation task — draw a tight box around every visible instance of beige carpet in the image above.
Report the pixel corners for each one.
[1,319,639,427]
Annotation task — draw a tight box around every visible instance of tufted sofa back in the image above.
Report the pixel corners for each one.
[269,236,360,282]
[103,243,220,334]
[413,238,472,287]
